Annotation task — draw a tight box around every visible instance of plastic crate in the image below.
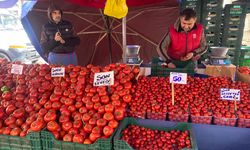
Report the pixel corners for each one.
[147,111,167,120]
[151,58,195,77]
[0,132,42,150]
[40,130,113,150]
[238,118,250,128]
[168,112,189,122]
[127,110,146,119]
[113,117,198,150]
[239,59,250,67]
[191,115,212,124]
[213,116,237,127]
[181,0,202,22]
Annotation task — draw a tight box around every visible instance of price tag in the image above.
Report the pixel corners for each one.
[94,71,114,86]
[220,88,240,101]
[51,67,65,77]
[170,72,187,84]
[11,64,23,75]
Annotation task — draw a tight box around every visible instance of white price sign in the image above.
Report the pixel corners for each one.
[11,64,23,75]
[94,71,114,86]
[51,67,65,77]
[170,72,187,84]
[220,88,240,101]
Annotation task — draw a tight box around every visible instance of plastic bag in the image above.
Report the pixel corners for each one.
[104,0,128,19]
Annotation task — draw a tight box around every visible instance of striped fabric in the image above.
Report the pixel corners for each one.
[48,52,78,66]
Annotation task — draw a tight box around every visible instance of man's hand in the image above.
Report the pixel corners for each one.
[167,62,176,68]
[180,52,193,61]
[192,54,201,61]
[54,32,62,41]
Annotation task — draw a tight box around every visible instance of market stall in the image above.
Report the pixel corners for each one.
[0,0,249,150]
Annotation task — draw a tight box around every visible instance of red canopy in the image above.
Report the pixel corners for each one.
[65,0,167,8]
[26,0,179,66]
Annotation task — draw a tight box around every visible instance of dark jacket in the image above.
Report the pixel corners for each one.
[157,19,207,62]
[40,5,80,56]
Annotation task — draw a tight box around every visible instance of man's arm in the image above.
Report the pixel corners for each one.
[40,27,60,55]
[157,31,171,62]
[193,29,208,56]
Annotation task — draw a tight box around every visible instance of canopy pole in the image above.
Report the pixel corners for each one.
[99,9,112,64]
[122,16,127,63]
[106,17,113,64]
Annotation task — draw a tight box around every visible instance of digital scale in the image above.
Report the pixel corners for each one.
[124,45,143,65]
[209,55,231,65]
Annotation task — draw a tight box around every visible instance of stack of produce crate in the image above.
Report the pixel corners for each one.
[180,0,202,22]
[201,0,224,47]
[221,4,247,65]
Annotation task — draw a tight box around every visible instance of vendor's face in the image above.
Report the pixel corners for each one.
[180,16,197,32]
[51,10,61,24]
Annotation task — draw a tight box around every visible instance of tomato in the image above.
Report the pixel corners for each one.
[68,105,76,112]
[73,134,84,143]
[5,104,16,115]
[114,108,125,121]
[60,108,71,116]
[83,124,93,133]
[79,107,88,114]
[30,120,45,132]
[89,133,101,142]
[82,113,91,122]
[4,116,16,126]
[103,126,114,136]
[86,101,94,110]
[44,111,57,122]
[2,91,12,100]
[47,121,60,132]
[122,94,132,103]
[75,101,83,109]
[3,127,11,135]
[97,118,107,127]
[98,106,105,114]
[108,120,118,129]
[52,101,62,110]
[73,112,82,121]
[73,120,83,129]
[16,118,24,126]
[89,118,97,126]
[92,126,102,134]
[103,112,114,121]
[63,134,73,142]
[104,104,114,113]
[62,122,73,131]
[91,95,100,103]
[83,139,92,145]
[38,108,47,117]
[68,128,78,135]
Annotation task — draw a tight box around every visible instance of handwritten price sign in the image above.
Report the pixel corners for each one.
[11,64,23,75]
[220,88,240,101]
[51,67,65,77]
[170,72,187,84]
[94,71,114,86]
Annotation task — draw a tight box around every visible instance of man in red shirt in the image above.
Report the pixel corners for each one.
[157,8,207,68]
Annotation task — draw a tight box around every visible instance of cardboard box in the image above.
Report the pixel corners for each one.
[205,64,236,80]
[236,70,250,84]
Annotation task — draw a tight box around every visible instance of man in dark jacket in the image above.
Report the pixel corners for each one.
[157,8,207,68]
[40,5,80,66]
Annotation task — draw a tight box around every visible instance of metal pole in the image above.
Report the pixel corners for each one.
[122,16,127,63]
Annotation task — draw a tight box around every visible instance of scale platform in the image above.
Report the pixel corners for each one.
[209,55,231,65]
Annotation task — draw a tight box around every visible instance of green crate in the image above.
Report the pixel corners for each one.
[180,0,202,22]
[40,131,112,150]
[239,59,250,67]
[151,58,195,77]
[113,117,198,150]
[240,47,250,59]
[0,132,42,150]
